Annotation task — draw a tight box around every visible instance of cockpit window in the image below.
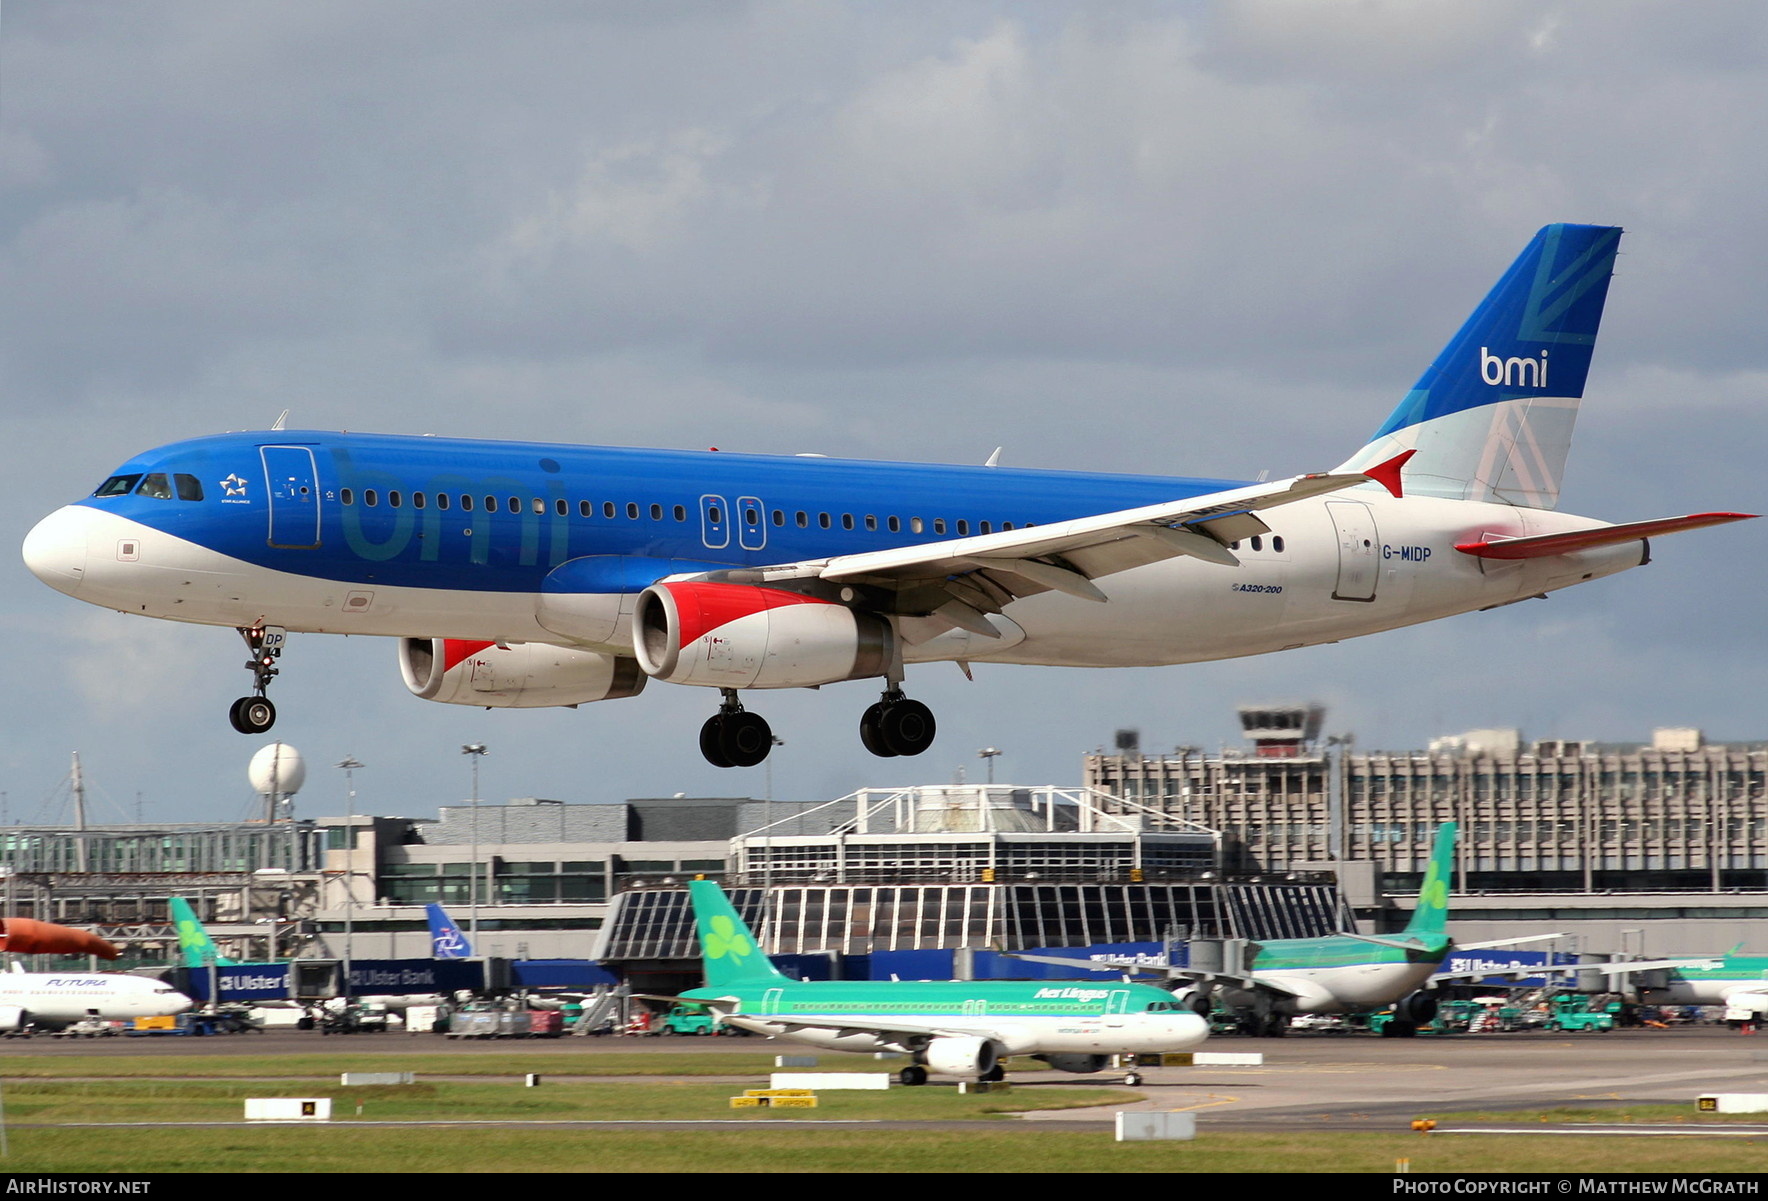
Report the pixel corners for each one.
[136,474,174,500]
[94,474,141,498]
[174,473,204,501]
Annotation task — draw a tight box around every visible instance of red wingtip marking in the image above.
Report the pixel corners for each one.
[1364,449,1416,499]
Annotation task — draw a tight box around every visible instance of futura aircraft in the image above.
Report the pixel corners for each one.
[23,225,1750,766]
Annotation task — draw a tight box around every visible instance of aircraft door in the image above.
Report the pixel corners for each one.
[260,446,322,549]
[1327,501,1378,602]
[737,495,766,552]
[700,495,730,550]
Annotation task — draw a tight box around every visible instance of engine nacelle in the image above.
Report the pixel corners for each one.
[924,1035,999,1079]
[1038,1053,1109,1075]
[399,638,647,708]
[1396,990,1439,1024]
[633,582,893,689]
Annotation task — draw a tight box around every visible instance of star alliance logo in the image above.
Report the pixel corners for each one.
[220,473,249,498]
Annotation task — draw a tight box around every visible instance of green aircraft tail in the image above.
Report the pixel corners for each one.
[170,897,235,968]
[688,879,789,991]
[1402,823,1457,940]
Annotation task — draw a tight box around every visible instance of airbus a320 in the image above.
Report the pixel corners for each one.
[23,225,1750,767]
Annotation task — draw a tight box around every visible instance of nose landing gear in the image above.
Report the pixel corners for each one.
[699,690,774,768]
[859,690,936,758]
[228,624,285,735]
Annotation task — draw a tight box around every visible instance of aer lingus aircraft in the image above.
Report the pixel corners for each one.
[23,225,1751,766]
[1021,822,1469,1037]
[675,878,1207,1085]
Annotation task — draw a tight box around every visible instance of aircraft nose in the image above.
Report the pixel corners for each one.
[22,507,89,595]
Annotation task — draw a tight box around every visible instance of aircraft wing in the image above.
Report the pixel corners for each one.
[689,462,1400,636]
[1004,952,1312,999]
[1456,934,1568,951]
[1533,958,1724,979]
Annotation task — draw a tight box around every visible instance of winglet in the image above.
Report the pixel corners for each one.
[1363,449,1416,499]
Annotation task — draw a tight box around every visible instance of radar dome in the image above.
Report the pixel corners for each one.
[248,742,306,798]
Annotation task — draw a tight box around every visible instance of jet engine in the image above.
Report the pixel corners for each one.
[923,1035,999,1078]
[633,581,892,689]
[399,638,647,708]
[1037,1053,1110,1075]
[1395,990,1439,1025]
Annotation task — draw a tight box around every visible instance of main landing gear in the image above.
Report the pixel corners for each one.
[228,624,286,735]
[697,685,939,768]
[699,690,774,769]
[859,689,936,758]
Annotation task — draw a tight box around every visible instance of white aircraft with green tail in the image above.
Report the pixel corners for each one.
[1020,823,1525,1037]
[676,878,1208,1086]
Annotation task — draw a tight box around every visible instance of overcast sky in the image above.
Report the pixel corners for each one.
[3,1,1765,826]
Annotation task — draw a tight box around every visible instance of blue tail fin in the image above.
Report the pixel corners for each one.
[1340,224,1621,510]
[426,903,473,959]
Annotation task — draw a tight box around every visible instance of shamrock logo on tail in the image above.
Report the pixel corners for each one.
[704,915,753,964]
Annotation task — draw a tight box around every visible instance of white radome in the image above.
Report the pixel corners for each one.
[248,742,306,798]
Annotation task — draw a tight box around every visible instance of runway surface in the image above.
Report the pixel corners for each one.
[12,1025,1768,1133]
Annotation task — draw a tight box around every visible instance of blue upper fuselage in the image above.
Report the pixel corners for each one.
[75,431,1248,593]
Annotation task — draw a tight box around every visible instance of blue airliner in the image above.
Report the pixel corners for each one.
[24,225,1750,767]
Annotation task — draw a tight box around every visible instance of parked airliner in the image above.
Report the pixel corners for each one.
[0,967,191,1031]
[23,225,1750,766]
[675,878,1206,1085]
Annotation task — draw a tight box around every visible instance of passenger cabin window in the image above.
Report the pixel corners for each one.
[461,494,474,511]
[579,500,591,517]
[174,473,204,501]
[136,474,173,500]
[557,499,569,517]
[506,496,519,513]
[956,519,969,535]
[864,514,877,531]
[841,514,854,530]
[772,509,784,526]
[365,490,379,507]
[933,518,946,534]
[1273,535,1285,553]
[413,492,426,509]
[979,521,991,534]
[1250,536,1262,551]
[436,492,449,511]
[484,496,496,513]
[797,511,808,528]
[532,498,545,515]
[94,475,142,498]
[818,513,831,529]
[389,491,402,508]
[603,502,615,519]
[674,505,687,521]
[650,503,663,520]
[340,488,354,505]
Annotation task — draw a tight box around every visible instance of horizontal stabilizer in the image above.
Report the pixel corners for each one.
[1456,512,1755,560]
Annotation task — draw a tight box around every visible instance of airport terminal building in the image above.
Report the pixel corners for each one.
[6,704,1765,974]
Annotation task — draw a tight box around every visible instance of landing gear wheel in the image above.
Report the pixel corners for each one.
[898,1065,928,1087]
[718,710,773,768]
[230,625,286,734]
[699,715,734,768]
[229,696,276,735]
[859,703,898,758]
[877,698,936,756]
[981,1062,1006,1083]
[1124,1071,1144,1087]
